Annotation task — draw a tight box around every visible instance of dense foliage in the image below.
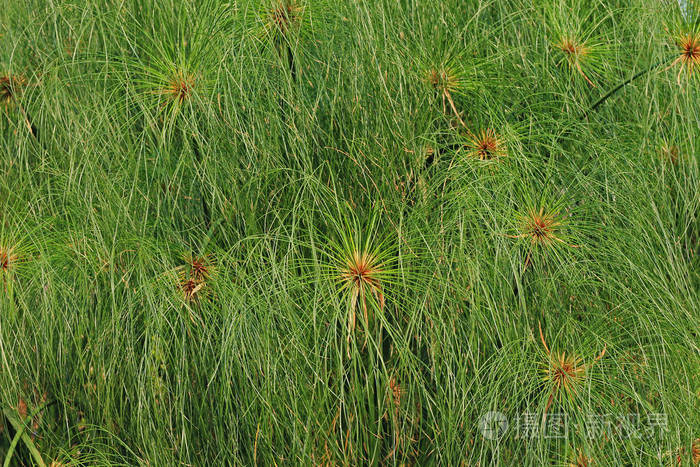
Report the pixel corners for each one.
[1,0,699,465]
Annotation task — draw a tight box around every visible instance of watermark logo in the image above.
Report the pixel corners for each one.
[479,411,509,440]
[478,412,667,440]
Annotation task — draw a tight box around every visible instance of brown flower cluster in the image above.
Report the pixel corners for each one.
[178,254,215,303]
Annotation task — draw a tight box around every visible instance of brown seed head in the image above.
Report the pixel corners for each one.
[179,276,203,302]
[545,352,586,395]
[692,438,700,464]
[338,249,386,326]
[186,254,214,282]
[517,208,565,247]
[165,72,195,104]
[340,251,383,299]
[426,68,458,94]
[538,323,605,415]
[337,248,386,354]
[556,37,591,60]
[0,246,18,275]
[675,32,700,78]
[467,129,507,160]
[177,255,214,303]
[554,36,596,86]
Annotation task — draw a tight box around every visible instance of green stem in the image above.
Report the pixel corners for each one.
[587,56,674,114]
[3,402,53,467]
[191,134,211,229]
[16,104,38,140]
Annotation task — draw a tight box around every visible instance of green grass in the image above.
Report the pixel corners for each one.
[1,0,699,465]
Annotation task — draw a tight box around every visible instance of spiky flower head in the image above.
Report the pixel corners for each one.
[338,250,385,316]
[426,66,460,95]
[418,49,483,131]
[465,128,507,161]
[543,351,586,396]
[320,213,400,357]
[0,245,18,276]
[671,32,700,82]
[185,253,214,282]
[553,34,597,87]
[693,438,700,465]
[162,70,196,106]
[332,244,389,357]
[423,61,472,129]
[0,244,24,291]
[177,254,215,303]
[180,277,203,302]
[511,207,569,248]
[539,323,605,414]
